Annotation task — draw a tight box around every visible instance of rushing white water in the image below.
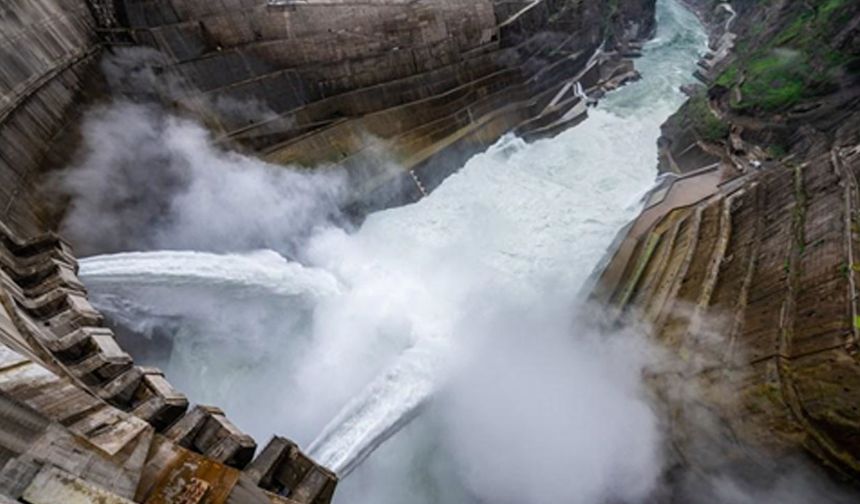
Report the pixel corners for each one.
[78,1,706,501]
[303,0,707,477]
[81,250,341,299]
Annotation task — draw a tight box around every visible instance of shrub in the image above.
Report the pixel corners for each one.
[736,50,810,111]
[687,94,729,142]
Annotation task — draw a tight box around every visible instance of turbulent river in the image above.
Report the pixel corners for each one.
[78,1,706,502]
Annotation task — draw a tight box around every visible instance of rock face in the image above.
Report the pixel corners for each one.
[595,0,860,484]
[0,0,656,502]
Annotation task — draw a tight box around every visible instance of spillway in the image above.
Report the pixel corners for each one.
[78,1,707,502]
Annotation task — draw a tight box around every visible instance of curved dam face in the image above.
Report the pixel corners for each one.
[89,0,657,216]
[2,0,656,240]
[0,0,102,238]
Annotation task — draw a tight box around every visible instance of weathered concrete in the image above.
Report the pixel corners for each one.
[0,220,337,503]
[0,0,103,239]
[100,0,655,214]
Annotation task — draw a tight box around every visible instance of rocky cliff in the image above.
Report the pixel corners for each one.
[0,1,657,502]
[595,0,860,488]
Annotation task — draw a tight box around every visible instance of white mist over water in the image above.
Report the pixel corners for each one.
[56,102,347,256]
[75,1,708,502]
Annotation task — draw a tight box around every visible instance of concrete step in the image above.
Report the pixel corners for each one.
[244,436,337,503]
[165,405,256,468]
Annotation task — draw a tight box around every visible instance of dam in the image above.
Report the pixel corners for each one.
[2,0,860,502]
[0,0,666,500]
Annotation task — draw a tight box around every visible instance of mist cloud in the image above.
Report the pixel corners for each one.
[57,101,347,256]
[437,302,662,504]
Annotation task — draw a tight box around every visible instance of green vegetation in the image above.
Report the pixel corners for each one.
[603,0,621,41]
[772,10,812,47]
[715,64,739,87]
[767,143,787,159]
[687,94,729,142]
[738,50,810,111]
[819,0,849,21]
[724,0,855,112]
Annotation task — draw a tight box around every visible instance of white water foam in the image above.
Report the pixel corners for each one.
[302,0,707,478]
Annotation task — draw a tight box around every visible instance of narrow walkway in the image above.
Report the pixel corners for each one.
[597,164,734,299]
[499,0,547,28]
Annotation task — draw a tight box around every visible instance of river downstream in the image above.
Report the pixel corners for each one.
[79,1,706,502]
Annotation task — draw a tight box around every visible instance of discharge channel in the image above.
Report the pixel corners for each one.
[79,2,706,501]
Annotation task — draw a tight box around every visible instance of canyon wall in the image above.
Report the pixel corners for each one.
[595,0,860,485]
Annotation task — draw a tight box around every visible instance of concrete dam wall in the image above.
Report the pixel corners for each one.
[0,0,658,502]
[104,0,656,212]
[0,0,103,238]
